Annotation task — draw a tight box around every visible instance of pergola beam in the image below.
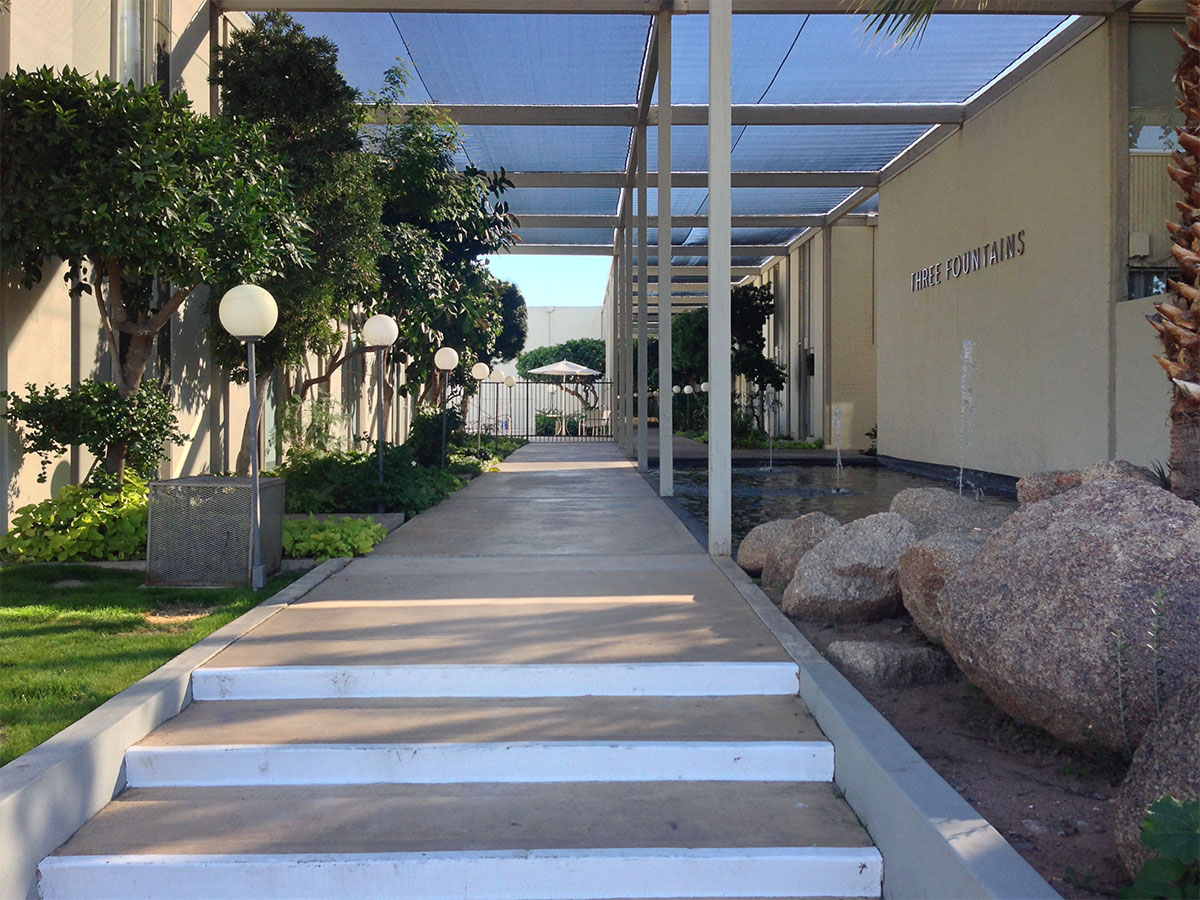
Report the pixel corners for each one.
[373,102,965,126]
[519,213,827,228]
[501,243,789,256]
[223,1,1133,14]
[505,170,881,188]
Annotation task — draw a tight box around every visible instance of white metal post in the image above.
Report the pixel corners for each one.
[708,0,732,556]
[657,9,673,496]
[615,231,626,450]
[637,123,649,472]
[246,339,264,590]
[623,205,635,457]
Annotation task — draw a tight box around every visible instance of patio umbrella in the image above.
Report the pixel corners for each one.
[527,359,600,379]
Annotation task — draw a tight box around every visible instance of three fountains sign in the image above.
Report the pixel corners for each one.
[910,229,1026,293]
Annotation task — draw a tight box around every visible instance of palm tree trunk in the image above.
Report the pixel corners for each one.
[1156,7,1200,502]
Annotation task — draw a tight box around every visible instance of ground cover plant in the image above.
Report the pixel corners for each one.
[0,564,301,765]
[282,516,387,561]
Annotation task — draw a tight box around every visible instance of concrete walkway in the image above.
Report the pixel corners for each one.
[40,443,881,900]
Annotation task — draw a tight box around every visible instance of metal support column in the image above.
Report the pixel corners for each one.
[616,229,627,452]
[628,204,638,458]
[636,124,649,471]
[656,9,673,496]
[708,0,732,556]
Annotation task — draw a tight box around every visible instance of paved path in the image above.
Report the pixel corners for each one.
[40,442,881,899]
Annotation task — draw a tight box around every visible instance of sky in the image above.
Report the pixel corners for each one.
[485,255,611,308]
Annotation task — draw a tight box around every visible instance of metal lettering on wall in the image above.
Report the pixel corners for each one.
[910,230,1026,293]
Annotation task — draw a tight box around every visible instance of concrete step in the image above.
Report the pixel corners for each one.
[192,662,800,700]
[41,782,880,899]
[124,740,834,786]
[139,696,825,746]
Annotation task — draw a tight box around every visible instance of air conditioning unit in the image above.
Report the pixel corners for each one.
[146,477,285,586]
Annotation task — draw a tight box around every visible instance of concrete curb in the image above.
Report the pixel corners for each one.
[711,557,1059,900]
[0,557,351,900]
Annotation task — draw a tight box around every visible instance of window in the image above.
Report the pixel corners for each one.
[1129,21,1184,151]
[116,0,170,89]
[1129,267,1171,302]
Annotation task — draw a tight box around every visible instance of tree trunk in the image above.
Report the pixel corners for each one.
[235,371,273,477]
[1159,8,1200,503]
[102,331,157,478]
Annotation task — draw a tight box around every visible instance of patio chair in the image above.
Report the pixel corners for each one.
[581,408,610,436]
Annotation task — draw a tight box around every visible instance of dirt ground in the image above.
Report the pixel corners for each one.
[773,596,1133,899]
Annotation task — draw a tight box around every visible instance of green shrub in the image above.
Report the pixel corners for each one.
[282,516,387,561]
[275,446,465,517]
[407,406,464,467]
[0,476,149,563]
[535,411,580,436]
[1120,797,1200,900]
[1,381,186,482]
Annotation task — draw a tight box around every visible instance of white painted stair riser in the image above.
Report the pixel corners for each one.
[123,741,835,786]
[191,662,801,700]
[39,847,883,900]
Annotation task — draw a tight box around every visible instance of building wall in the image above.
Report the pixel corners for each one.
[829,226,877,454]
[524,306,603,355]
[874,25,1119,477]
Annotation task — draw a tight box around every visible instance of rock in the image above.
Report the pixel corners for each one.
[899,530,989,646]
[736,519,794,576]
[782,513,919,623]
[889,487,1010,539]
[1115,678,1200,877]
[940,479,1200,753]
[1015,459,1159,507]
[1016,470,1083,505]
[1080,459,1160,488]
[825,640,957,687]
[758,512,841,592]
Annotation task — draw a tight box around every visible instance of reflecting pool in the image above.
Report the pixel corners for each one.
[658,465,1017,549]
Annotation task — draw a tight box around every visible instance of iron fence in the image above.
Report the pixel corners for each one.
[463,380,614,441]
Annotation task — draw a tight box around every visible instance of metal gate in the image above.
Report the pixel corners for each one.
[464,380,613,441]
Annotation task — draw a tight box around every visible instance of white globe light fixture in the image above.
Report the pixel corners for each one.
[672,385,681,395]
[433,346,460,469]
[361,313,399,349]
[218,284,278,591]
[683,385,693,395]
[471,362,491,381]
[504,375,517,389]
[218,283,277,341]
[361,315,400,508]
[700,381,710,393]
[548,385,557,395]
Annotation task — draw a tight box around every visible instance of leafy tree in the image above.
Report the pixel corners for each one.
[517,338,607,379]
[517,337,607,409]
[867,2,1199,501]
[493,280,529,362]
[372,68,519,403]
[1,381,186,484]
[209,12,385,473]
[669,284,786,393]
[0,66,308,480]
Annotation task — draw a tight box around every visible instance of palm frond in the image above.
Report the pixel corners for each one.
[861,1,973,47]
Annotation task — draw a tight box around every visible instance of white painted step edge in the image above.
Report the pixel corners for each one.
[39,847,883,900]
[123,741,835,786]
[192,663,801,700]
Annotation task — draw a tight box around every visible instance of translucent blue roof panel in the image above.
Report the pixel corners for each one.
[293,13,431,100]
[510,228,613,245]
[504,188,619,216]
[662,14,1068,104]
[459,125,632,173]
[644,187,859,217]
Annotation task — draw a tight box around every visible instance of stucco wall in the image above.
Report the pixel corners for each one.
[830,227,877,454]
[1115,296,1172,466]
[524,306,603,355]
[875,27,1117,477]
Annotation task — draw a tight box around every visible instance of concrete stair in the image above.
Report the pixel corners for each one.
[39,667,882,899]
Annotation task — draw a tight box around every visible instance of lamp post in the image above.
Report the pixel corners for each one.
[434,346,459,469]
[504,374,516,435]
[362,314,399,512]
[218,284,278,591]
[470,361,490,452]
[683,384,694,429]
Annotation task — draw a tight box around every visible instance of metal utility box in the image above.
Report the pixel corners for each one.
[146,477,285,586]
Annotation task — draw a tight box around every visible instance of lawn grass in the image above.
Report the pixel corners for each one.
[0,564,302,766]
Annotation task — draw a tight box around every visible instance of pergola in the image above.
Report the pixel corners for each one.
[214,0,1150,555]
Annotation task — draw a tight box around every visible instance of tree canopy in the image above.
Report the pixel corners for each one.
[669,283,786,393]
[0,65,309,477]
